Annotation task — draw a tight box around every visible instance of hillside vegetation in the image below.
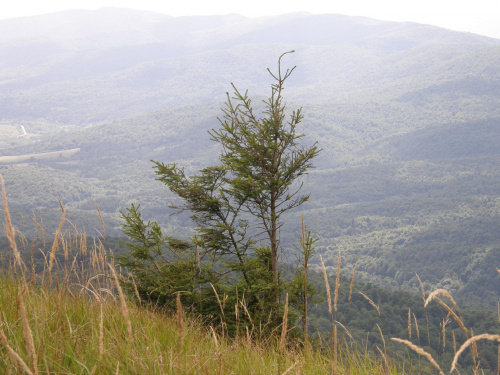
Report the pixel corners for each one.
[0,9,499,311]
[0,183,499,374]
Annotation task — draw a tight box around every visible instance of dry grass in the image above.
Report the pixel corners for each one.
[280,293,289,351]
[359,292,380,315]
[0,326,34,375]
[3,270,389,374]
[47,203,66,275]
[1,175,23,271]
[415,273,426,302]
[389,272,500,374]
[391,338,445,375]
[17,288,38,375]
[333,252,341,313]
[376,324,386,356]
[413,313,420,343]
[320,255,332,316]
[108,262,134,346]
[333,252,341,374]
[99,303,104,360]
[348,261,357,304]
[176,291,184,347]
[320,255,335,373]
[432,296,468,337]
[408,308,411,340]
[94,200,106,239]
[0,174,386,374]
[450,334,500,372]
[424,288,457,308]
[317,248,499,374]
[376,346,390,373]
[335,320,354,342]
[210,282,226,335]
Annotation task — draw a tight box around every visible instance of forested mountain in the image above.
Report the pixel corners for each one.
[1,9,498,124]
[0,9,499,309]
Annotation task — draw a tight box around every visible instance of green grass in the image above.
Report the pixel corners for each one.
[0,271,401,374]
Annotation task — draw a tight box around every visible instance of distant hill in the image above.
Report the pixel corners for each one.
[0,9,498,309]
[0,9,498,124]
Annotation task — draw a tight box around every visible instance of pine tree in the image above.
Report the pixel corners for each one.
[207,51,320,291]
[121,51,319,330]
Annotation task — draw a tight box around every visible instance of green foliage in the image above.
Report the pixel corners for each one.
[153,51,319,288]
[118,54,319,335]
[116,205,290,336]
[207,51,319,284]
[117,204,219,313]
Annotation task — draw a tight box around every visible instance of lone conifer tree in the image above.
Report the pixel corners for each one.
[210,51,319,286]
[154,51,319,299]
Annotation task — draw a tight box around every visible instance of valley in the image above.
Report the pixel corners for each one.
[0,9,499,311]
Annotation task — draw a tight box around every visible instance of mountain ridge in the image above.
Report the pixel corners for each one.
[1,10,498,124]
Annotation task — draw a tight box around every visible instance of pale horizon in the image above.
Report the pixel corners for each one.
[1,0,499,39]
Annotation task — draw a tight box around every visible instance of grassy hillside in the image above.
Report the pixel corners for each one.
[0,209,498,374]
[0,174,499,374]
[0,188,396,374]
[2,270,498,374]
[0,274,347,374]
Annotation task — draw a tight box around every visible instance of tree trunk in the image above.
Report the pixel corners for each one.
[303,263,308,343]
[270,195,280,304]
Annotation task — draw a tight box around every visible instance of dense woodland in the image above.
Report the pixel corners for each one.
[0,10,499,372]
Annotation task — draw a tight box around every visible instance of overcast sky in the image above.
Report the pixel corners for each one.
[1,0,499,39]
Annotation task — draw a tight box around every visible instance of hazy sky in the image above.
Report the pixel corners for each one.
[1,0,499,39]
